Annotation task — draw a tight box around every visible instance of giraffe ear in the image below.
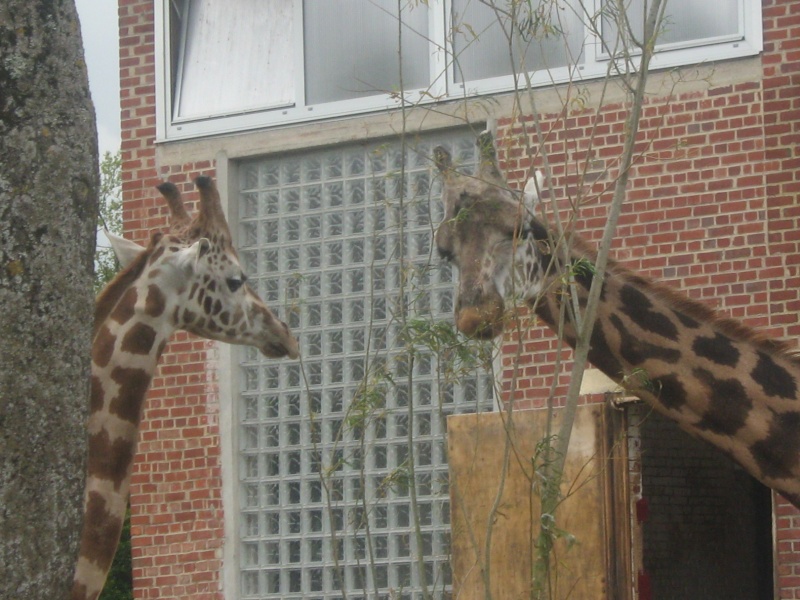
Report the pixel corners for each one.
[106,230,146,268]
[175,238,211,273]
[196,237,211,259]
[523,170,545,211]
[433,146,452,173]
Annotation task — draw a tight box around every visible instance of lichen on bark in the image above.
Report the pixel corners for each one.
[0,0,99,597]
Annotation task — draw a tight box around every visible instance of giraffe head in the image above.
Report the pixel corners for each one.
[433,132,549,339]
[107,176,299,359]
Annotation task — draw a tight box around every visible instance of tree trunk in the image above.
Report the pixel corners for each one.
[0,0,98,597]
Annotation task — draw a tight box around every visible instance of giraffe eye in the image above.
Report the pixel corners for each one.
[226,274,247,292]
[437,246,455,264]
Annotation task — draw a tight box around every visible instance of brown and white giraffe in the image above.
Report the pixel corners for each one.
[71,176,299,600]
[434,132,800,509]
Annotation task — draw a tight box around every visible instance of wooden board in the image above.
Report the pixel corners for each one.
[448,406,609,599]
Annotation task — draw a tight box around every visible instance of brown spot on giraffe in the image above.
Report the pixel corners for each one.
[673,308,700,329]
[110,288,136,325]
[120,322,158,356]
[609,313,682,366]
[751,411,800,480]
[618,283,679,341]
[89,376,104,414]
[86,428,136,491]
[651,373,689,411]
[81,491,124,572]
[145,284,166,317]
[587,322,624,380]
[109,366,151,425]
[692,367,752,436]
[92,325,116,369]
[692,332,741,367]
[751,351,797,399]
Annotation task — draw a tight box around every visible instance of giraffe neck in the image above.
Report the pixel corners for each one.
[72,278,175,600]
[529,235,800,508]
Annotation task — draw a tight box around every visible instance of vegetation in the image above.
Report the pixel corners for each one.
[99,510,133,600]
[95,150,123,293]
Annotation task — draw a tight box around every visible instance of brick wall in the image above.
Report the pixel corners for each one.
[117,0,800,598]
[119,1,225,598]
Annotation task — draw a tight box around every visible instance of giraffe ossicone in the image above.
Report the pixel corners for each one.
[434,132,800,509]
[72,176,299,600]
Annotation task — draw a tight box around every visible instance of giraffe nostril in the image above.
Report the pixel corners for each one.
[454,289,505,338]
[437,246,455,263]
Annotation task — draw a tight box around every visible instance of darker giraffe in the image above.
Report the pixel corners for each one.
[434,132,800,509]
[71,177,299,600]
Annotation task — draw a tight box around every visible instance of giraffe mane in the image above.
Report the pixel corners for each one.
[93,233,161,339]
[566,234,800,365]
[650,280,798,362]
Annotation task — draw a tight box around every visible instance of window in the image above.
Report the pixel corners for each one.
[169,0,295,120]
[155,0,762,140]
[602,0,744,54]
[450,0,585,83]
[303,2,431,105]
[234,131,495,598]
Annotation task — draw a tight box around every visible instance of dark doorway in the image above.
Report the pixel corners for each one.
[636,408,774,599]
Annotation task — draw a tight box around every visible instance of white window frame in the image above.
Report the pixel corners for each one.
[154,0,763,141]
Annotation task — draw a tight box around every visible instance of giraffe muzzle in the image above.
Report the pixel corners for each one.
[455,300,505,339]
[260,330,300,359]
[259,315,300,359]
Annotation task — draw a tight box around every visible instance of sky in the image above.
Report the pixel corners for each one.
[75,0,122,158]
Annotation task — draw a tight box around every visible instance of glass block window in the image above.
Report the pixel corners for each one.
[236,130,495,599]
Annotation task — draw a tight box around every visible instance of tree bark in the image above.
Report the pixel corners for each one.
[0,0,98,597]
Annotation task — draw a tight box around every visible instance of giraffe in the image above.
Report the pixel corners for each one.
[433,131,800,509]
[71,176,299,600]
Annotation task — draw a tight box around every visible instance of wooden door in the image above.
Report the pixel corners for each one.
[448,404,634,599]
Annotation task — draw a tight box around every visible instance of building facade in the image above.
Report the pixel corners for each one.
[118,1,800,598]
